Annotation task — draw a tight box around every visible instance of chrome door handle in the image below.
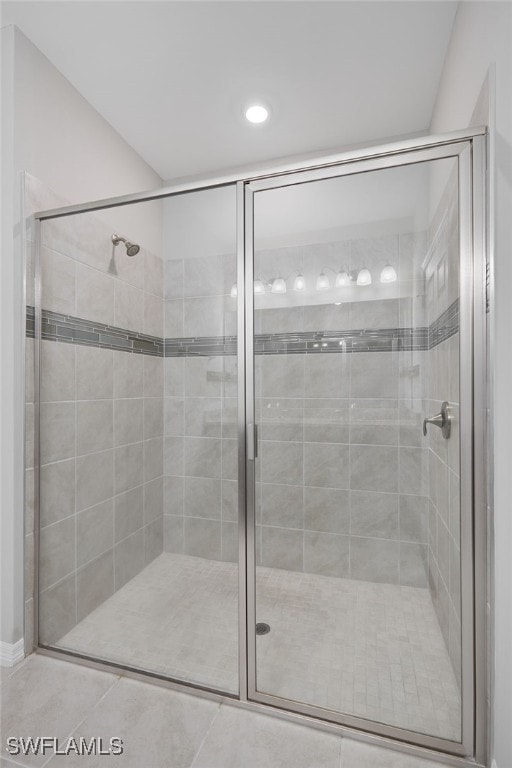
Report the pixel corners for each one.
[423,401,451,439]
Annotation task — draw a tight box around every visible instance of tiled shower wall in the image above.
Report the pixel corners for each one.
[163,231,433,588]
[25,174,461,673]
[254,234,430,587]
[425,171,462,687]
[25,175,165,647]
[162,252,239,561]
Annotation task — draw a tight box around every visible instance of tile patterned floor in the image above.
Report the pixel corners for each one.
[57,553,460,741]
[0,655,457,768]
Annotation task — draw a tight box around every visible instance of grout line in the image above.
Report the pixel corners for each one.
[189,701,223,768]
[40,671,121,768]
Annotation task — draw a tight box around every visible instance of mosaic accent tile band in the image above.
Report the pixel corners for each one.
[428,299,459,348]
[165,327,429,357]
[26,300,459,356]
[26,307,164,356]
[165,335,238,358]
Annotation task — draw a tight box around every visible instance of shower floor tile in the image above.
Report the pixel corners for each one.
[58,552,460,742]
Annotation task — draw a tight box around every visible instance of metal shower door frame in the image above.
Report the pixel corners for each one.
[241,135,487,761]
[31,127,487,766]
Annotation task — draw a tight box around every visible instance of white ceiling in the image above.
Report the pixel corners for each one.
[2,1,458,181]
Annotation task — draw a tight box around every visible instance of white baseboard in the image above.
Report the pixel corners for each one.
[0,638,25,667]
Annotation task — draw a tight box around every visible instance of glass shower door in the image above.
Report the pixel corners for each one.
[36,185,240,696]
[246,145,472,752]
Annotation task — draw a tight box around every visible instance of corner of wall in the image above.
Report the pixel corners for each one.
[1,21,26,650]
[428,3,512,766]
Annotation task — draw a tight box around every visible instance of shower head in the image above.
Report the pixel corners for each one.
[125,242,140,257]
[111,233,140,257]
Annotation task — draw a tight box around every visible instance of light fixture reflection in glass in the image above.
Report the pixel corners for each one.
[335,270,351,287]
[356,268,372,286]
[230,283,238,298]
[316,272,330,290]
[293,274,306,291]
[254,279,266,294]
[380,264,397,283]
[271,277,287,294]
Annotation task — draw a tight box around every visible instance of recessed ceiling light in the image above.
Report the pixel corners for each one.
[245,104,269,124]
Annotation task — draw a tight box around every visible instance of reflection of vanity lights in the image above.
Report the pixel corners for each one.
[271,276,287,294]
[335,270,351,287]
[316,272,330,290]
[293,274,306,291]
[380,264,397,283]
[356,267,372,286]
[230,262,397,298]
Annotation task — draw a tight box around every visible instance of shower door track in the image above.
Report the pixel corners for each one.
[32,127,488,767]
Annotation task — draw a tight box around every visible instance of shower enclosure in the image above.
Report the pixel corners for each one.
[27,129,487,762]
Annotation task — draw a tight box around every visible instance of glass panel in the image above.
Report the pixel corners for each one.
[253,158,461,740]
[38,185,239,694]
